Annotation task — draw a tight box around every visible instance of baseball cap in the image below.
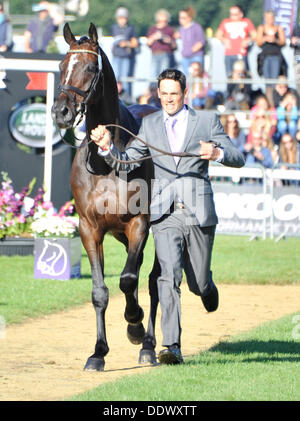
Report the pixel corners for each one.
[115,7,129,18]
[32,4,48,12]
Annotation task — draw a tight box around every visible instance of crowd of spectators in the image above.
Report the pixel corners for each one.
[1,2,300,173]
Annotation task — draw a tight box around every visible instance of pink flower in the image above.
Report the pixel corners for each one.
[17,215,26,223]
[42,201,54,210]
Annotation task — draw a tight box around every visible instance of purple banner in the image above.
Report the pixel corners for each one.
[264,0,298,37]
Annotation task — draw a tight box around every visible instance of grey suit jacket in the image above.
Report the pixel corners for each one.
[102,107,245,226]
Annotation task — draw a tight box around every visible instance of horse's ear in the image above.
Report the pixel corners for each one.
[63,23,76,45]
[88,22,98,45]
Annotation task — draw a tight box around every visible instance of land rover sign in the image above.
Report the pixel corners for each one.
[9,103,62,148]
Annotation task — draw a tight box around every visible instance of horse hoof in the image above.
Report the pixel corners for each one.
[127,323,145,345]
[84,357,105,372]
[138,349,157,365]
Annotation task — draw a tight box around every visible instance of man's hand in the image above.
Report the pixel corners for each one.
[90,125,111,150]
[199,140,221,161]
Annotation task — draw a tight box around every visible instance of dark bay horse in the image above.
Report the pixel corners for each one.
[51,23,160,371]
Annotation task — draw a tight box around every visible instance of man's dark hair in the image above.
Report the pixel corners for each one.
[231,4,244,15]
[157,69,186,92]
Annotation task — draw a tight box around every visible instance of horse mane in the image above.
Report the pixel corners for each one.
[84,44,139,174]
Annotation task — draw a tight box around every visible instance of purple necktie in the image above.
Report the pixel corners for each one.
[166,117,179,164]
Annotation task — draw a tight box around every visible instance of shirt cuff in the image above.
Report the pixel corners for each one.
[97,145,112,156]
[215,147,224,163]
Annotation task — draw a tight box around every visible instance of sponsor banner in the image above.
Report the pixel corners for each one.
[264,0,298,37]
[213,182,300,237]
[9,103,63,148]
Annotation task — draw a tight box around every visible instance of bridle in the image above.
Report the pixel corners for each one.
[58,48,102,131]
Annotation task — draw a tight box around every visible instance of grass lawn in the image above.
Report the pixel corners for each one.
[0,234,299,325]
[68,312,300,401]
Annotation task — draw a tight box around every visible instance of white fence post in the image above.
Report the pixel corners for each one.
[43,72,55,202]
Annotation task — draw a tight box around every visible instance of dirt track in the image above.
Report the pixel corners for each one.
[0,283,299,401]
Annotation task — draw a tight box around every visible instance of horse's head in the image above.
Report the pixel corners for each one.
[52,23,102,129]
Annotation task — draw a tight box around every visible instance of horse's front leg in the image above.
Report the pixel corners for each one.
[80,221,108,372]
[120,216,149,345]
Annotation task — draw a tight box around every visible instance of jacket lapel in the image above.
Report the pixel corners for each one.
[176,107,198,167]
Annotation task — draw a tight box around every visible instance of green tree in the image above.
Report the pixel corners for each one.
[5,0,285,36]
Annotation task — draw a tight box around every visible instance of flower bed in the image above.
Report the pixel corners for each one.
[0,172,79,257]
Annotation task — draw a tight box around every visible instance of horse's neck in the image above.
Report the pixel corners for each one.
[86,48,123,149]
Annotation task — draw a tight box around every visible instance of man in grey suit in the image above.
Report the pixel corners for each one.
[91,69,245,364]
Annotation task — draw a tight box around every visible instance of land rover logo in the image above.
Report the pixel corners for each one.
[9,103,63,148]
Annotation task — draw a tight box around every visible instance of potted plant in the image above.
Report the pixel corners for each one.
[0,172,81,280]
[0,171,44,255]
[31,200,81,281]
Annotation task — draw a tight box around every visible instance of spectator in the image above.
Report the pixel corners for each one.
[146,9,176,78]
[40,1,64,26]
[248,94,277,141]
[117,80,134,106]
[224,59,252,110]
[222,113,246,153]
[290,23,300,95]
[216,5,256,77]
[295,130,300,161]
[245,130,273,168]
[248,101,277,142]
[256,10,286,106]
[0,2,13,52]
[111,7,139,96]
[272,75,300,108]
[175,6,206,75]
[24,2,59,53]
[262,132,279,164]
[186,61,215,109]
[136,93,149,105]
[276,92,299,138]
[146,82,161,108]
[279,133,300,184]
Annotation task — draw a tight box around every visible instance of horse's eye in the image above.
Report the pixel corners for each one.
[86,64,97,73]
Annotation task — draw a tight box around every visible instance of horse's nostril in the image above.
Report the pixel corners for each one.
[61,106,70,117]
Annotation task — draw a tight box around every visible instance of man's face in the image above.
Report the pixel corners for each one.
[276,84,288,96]
[158,79,187,116]
[229,7,242,21]
[116,16,128,26]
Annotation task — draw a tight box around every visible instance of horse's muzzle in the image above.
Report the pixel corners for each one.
[51,99,75,129]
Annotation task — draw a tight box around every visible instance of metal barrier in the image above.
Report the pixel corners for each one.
[209,163,300,240]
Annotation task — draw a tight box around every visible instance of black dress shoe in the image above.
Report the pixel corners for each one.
[158,344,183,365]
[201,283,219,312]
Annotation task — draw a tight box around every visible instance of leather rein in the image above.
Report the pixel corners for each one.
[56,48,220,164]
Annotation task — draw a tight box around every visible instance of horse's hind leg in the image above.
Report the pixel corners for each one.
[139,252,160,365]
[120,217,149,345]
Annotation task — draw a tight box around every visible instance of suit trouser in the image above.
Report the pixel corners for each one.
[151,207,216,347]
